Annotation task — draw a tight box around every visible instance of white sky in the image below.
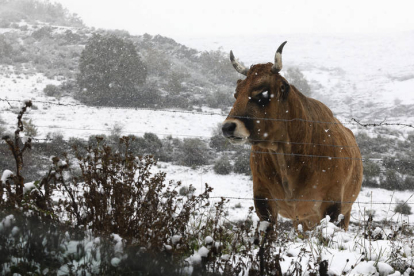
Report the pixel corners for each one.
[53,0,414,38]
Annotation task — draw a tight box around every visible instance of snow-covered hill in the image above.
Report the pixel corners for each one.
[177,32,414,126]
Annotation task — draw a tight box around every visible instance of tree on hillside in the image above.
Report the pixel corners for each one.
[199,49,239,85]
[77,34,147,106]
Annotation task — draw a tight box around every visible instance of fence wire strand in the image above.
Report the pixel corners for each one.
[2,97,413,129]
[209,195,414,205]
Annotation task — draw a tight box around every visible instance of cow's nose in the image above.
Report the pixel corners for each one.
[222,122,237,138]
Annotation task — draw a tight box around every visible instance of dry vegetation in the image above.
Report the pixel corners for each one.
[1,100,414,276]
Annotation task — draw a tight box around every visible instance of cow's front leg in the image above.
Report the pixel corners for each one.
[254,193,278,224]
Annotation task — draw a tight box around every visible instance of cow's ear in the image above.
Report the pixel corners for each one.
[280,80,290,100]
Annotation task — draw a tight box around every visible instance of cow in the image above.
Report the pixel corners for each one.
[222,42,363,231]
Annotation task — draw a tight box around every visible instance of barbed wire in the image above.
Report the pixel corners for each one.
[0,127,367,161]
[0,98,225,116]
[351,118,414,129]
[209,195,414,205]
[2,98,414,129]
[251,150,363,161]
[1,123,361,149]
[0,123,394,162]
[1,98,411,161]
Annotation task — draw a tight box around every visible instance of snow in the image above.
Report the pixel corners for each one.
[378,262,395,276]
[111,233,123,254]
[172,234,182,245]
[351,261,379,275]
[204,236,213,245]
[198,246,209,257]
[23,181,36,194]
[221,254,230,261]
[258,221,271,232]
[188,252,202,265]
[11,226,19,236]
[0,215,15,231]
[0,69,225,140]
[1,170,14,183]
[110,257,121,267]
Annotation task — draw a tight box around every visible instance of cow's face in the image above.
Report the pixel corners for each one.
[222,42,290,148]
[222,64,290,147]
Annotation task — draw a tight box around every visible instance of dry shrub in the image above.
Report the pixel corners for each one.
[0,103,286,275]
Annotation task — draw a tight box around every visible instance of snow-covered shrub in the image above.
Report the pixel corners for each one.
[68,137,88,155]
[213,156,232,175]
[382,169,404,190]
[0,211,71,275]
[233,148,251,175]
[125,133,168,161]
[22,119,38,137]
[209,132,229,152]
[47,136,220,273]
[209,124,235,152]
[32,26,53,40]
[43,84,61,98]
[404,176,414,191]
[175,138,210,168]
[205,88,234,110]
[0,34,13,60]
[179,185,195,196]
[362,159,381,187]
[394,202,412,215]
[40,132,68,156]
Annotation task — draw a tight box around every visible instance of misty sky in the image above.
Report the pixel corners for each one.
[53,0,414,38]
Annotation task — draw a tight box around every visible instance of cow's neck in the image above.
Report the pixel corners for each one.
[257,88,310,198]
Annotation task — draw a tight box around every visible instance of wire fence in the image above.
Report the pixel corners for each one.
[210,195,414,205]
[1,98,412,163]
[2,97,414,129]
[2,97,414,214]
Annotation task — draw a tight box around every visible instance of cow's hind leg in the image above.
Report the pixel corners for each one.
[324,202,342,226]
[342,209,351,231]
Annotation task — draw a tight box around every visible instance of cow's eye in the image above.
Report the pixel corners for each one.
[254,90,270,105]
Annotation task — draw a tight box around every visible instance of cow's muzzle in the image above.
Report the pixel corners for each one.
[221,120,250,144]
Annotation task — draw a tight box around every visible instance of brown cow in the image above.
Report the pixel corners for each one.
[222,42,363,231]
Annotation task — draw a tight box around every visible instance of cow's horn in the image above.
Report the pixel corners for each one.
[230,50,248,76]
[271,41,287,73]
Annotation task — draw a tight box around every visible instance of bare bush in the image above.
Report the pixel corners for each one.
[213,156,232,175]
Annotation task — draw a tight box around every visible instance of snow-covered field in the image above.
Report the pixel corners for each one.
[0,69,225,140]
[1,32,414,275]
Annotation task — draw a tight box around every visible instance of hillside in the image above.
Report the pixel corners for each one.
[179,33,414,128]
[0,0,240,111]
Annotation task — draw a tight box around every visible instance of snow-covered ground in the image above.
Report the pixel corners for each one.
[0,68,225,140]
[1,32,414,275]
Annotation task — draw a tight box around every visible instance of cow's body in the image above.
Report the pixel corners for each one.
[222,43,362,230]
